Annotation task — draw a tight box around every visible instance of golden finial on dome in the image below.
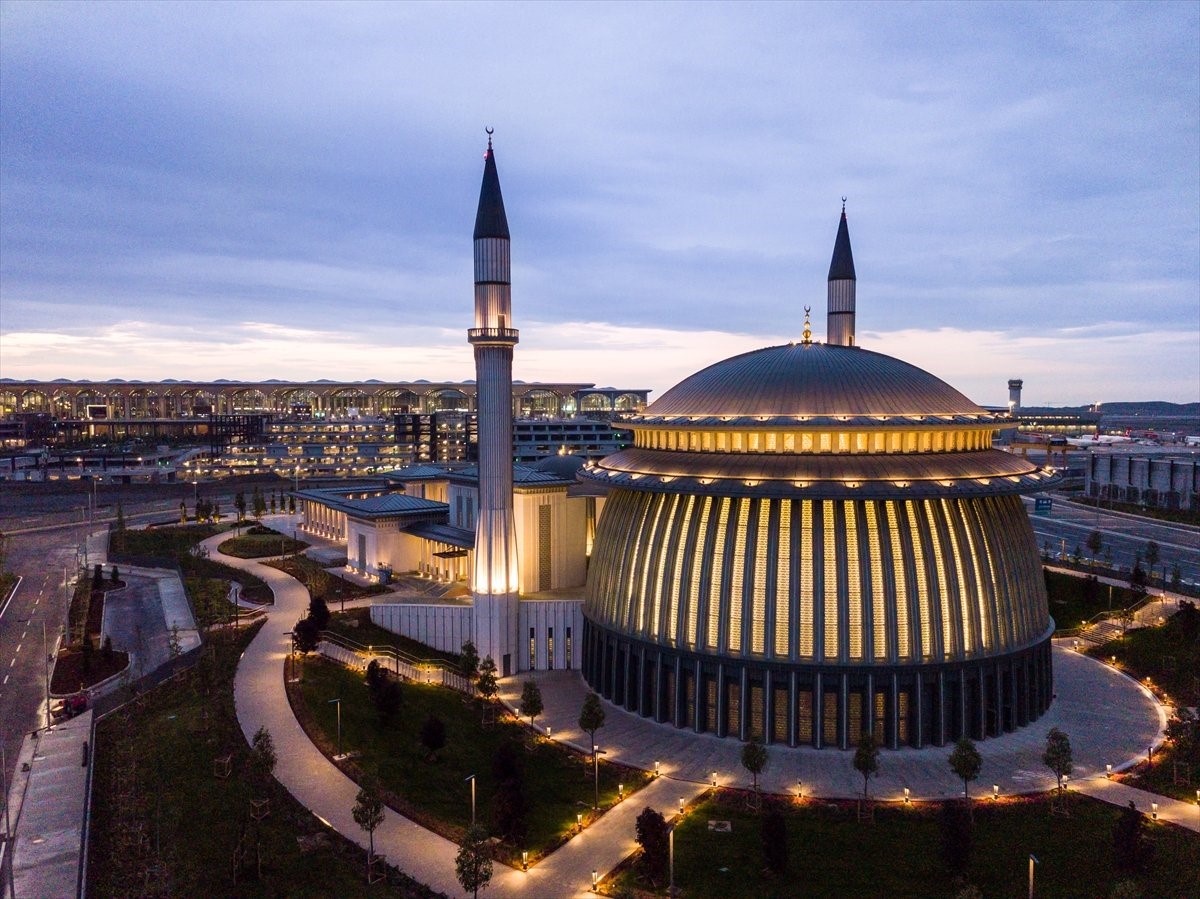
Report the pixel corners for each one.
[802,306,812,344]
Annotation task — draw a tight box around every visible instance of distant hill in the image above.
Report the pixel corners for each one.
[1021,402,1199,416]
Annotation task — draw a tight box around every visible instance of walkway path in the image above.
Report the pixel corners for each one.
[498,644,1188,829]
[218,531,704,897]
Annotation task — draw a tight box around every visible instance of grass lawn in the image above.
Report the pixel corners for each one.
[264,555,387,605]
[88,622,444,898]
[1086,604,1200,706]
[326,608,463,666]
[290,657,651,865]
[218,532,310,558]
[606,792,1199,898]
[1045,569,1140,632]
[110,523,273,604]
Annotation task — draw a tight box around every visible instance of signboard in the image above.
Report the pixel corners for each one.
[1034,497,1053,515]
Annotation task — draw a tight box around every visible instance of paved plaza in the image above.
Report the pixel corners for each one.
[497,645,1168,803]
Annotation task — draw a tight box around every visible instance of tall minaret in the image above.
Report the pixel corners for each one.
[826,200,857,346]
[468,131,520,676]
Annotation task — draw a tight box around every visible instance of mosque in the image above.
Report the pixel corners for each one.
[302,139,1059,748]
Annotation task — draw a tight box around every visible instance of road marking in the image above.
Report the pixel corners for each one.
[2,674,7,685]
[8,659,13,668]
[15,644,21,654]
[22,629,28,639]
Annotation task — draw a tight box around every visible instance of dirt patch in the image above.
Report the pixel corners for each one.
[51,644,129,694]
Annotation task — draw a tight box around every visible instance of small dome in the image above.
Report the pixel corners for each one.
[648,343,984,418]
[530,453,588,479]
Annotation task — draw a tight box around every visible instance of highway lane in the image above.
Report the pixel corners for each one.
[1023,495,1200,585]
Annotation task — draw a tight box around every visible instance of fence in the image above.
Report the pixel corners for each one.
[316,631,473,695]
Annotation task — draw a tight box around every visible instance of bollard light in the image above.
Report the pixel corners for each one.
[546,725,552,739]
[655,759,661,777]
[1151,802,1158,820]
[678,797,684,814]
[591,870,598,891]
[1106,764,1112,778]
[992,784,999,801]
[522,850,528,871]
[797,779,803,800]
[903,787,910,804]
[711,771,717,787]
[577,812,583,830]
[618,783,624,800]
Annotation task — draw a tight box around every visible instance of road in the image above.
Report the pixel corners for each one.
[1023,495,1200,586]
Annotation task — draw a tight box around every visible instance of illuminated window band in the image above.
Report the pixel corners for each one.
[631,426,997,454]
[585,490,1047,664]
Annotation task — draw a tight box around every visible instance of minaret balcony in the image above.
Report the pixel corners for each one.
[468,327,520,345]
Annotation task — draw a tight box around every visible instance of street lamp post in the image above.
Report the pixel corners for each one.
[329,698,342,758]
[2,744,15,899]
[1028,854,1038,899]
[465,774,476,828]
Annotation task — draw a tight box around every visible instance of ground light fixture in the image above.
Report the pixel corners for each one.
[522,850,528,871]
[993,784,999,801]
[655,759,661,777]
[903,787,910,804]
[1151,802,1158,820]
[711,771,717,787]
[1106,764,1112,777]
[797,780,803,800]
[678,797,684,814]
[464,774,476,828]
[576,812,583,830]
[618,783,624,800]
[591,870,598,891]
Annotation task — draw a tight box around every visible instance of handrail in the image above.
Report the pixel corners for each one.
[318,629,454,672]
[1057,594,1159,637]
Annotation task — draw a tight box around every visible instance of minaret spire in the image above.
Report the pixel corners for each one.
[826,200,857,346]
[468,132,520,676]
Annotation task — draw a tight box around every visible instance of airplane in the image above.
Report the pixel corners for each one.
[1064,433,1134,447]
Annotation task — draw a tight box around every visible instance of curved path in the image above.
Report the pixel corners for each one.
[215,529,701,898]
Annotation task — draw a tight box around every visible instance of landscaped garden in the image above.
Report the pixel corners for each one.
[264,554,388,608]
[604,790,1199,898]
[1045,569,1140,632]
[325,608,464,666]
[88,621,444,898]
[288,656,651,866]
[52,563,129,693]
[218,524,309,559]
[1088,602,1200,803]
[109,522,273,623]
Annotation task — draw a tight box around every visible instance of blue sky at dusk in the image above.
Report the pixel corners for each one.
[1,1,1197,406]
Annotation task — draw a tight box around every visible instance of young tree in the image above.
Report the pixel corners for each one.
[110,564,119,583]
[634,806,669,884]
[420,714,447,760]
[1112,801,1153,872]
[307,595,331,631]
[180,500,187,524]
[270,493,277,514]
[1163,707,1199,766]
[476,656,498,723]
[1086,529,1103,568]
[455,824,493,899]
[1043,727,1074,793]
[949,737,982,808]
[81,633,94,674]
[761,808,788,875]
[115,502,125,531]
[740,735,769,793]
[1170,563,1182,594]
[212,501,221,522]
[235,490,247,522]
[252,488,267,521]
[578,691,606,749]
[1130,554,1148,596]
[853,732,880,801]
[251,726,277,782]
[352,783,386,874]
[1145,540,1161,585]
[374,679,403,725]
[93,563,104,588]
[519,680,543,728]
[460,640,480,681]
[293,616,320,653]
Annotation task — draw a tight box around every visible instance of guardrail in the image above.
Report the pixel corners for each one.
[317,630,473,695]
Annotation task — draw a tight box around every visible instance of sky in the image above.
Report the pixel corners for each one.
[1,1,1197,408]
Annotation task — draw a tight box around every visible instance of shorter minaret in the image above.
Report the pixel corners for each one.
[827,200,857,346]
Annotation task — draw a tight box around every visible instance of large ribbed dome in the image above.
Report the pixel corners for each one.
[648,343,985,418]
